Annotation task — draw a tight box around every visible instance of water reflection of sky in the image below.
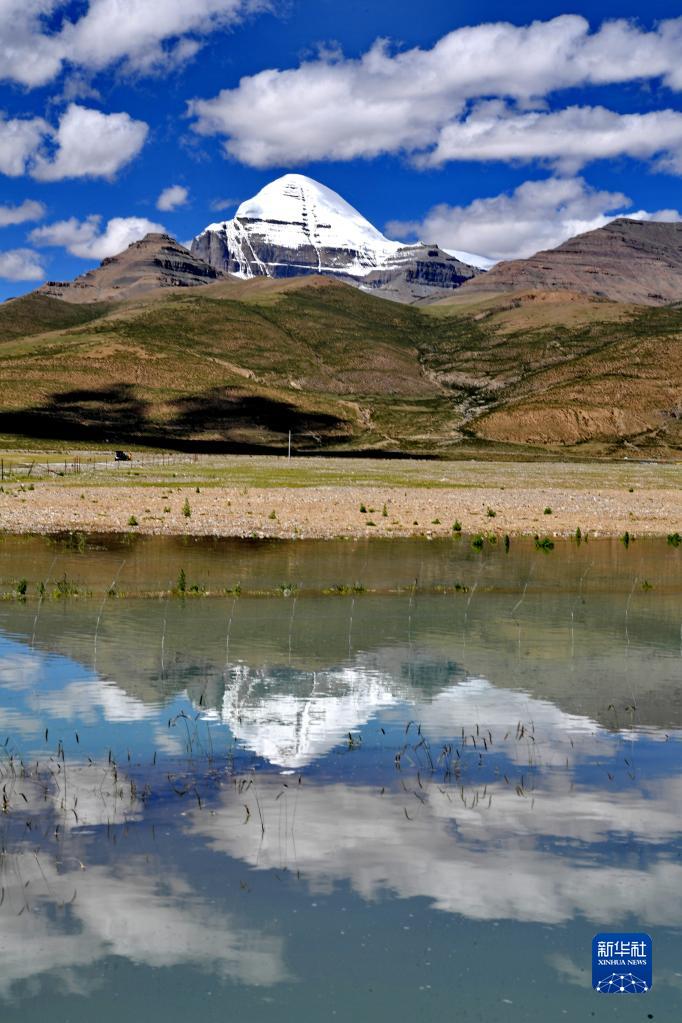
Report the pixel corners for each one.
[1,584,681,1020]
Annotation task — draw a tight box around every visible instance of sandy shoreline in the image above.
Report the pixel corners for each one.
[1,481,680,538]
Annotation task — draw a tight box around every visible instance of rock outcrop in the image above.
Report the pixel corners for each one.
[39,233,224,304]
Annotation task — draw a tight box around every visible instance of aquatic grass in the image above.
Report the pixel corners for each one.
[534,536,554,551]
[324,583,366,595]
[53,574,82,598]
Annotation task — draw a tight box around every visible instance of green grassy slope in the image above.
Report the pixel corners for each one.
[0,293,112,343]
[0,279,681,457]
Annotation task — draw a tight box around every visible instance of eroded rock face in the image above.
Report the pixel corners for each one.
[191,174,484,304]
[459,218,682,305]
[359,245,481,304]
[40,234,225,304]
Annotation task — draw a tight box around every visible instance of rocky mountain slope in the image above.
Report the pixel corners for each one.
[191,174,483,303]
[458,218,682,305]
[39,233,224,304]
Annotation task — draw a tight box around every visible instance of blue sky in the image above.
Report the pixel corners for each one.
[1,1,682,299]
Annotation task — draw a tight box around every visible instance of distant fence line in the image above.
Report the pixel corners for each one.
[0,452,202,480]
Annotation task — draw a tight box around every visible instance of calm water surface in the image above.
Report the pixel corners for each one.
[0,535,680,1021]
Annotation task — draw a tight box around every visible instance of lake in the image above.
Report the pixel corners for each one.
[0,533,680,1020]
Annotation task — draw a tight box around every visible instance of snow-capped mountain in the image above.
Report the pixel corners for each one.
[191,174,487,303]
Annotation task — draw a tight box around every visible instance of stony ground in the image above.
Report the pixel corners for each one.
[1,455,680,538]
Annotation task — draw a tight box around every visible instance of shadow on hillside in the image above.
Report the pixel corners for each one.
[0,384,355,454]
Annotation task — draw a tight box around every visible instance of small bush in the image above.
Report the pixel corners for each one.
[471,535,484,551]
[182,498,191,518]
[575,526,582,541]
[504,534,510,552]
[177,568,186,593]
[127,515,138,527]
[667,532,681,547]
[432,518,441,525]
[359,503,367,514]
[268,509,277,520]
[534,536,554,551]
[382,504,388,517]
[487,507,496,518]
[452,520,462,532]
[544,507,552,515]
[621,531,631,548]
[16,579,28,597]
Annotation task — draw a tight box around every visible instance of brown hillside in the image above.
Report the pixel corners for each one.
[459,219,682,305]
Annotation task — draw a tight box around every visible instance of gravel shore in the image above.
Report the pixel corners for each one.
[1,481,680,538]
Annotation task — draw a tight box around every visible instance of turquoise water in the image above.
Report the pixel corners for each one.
[0,535,680,1020]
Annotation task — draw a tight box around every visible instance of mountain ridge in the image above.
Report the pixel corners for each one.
[38,232,225,304]
[458,218,682,305]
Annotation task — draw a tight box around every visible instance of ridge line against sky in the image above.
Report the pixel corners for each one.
[1,2,682,297]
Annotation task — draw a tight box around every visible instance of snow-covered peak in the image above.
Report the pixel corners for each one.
[191,173,489,293]
[200,173,402,277]
[234,173,399,252]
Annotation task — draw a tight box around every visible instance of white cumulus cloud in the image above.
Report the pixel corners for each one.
[188,15,682,169]
[0,115,49,177]
[31,215,166,260]
[157,185,189,211]
[0,248,45,280]
[0,199,46,227]
[31,104,149,182]
[0,105,148,181]
[0,0,271,88]
[418,102,682,173]
[387,177,682,262]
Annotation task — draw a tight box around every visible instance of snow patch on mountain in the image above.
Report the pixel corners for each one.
[443,248,497,270]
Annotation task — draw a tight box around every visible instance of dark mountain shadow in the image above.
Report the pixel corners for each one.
[0,384,354,454]
[169,389,350,447]
[0,385,149,444]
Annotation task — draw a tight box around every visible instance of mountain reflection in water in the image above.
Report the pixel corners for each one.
[0,536,680,1020]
